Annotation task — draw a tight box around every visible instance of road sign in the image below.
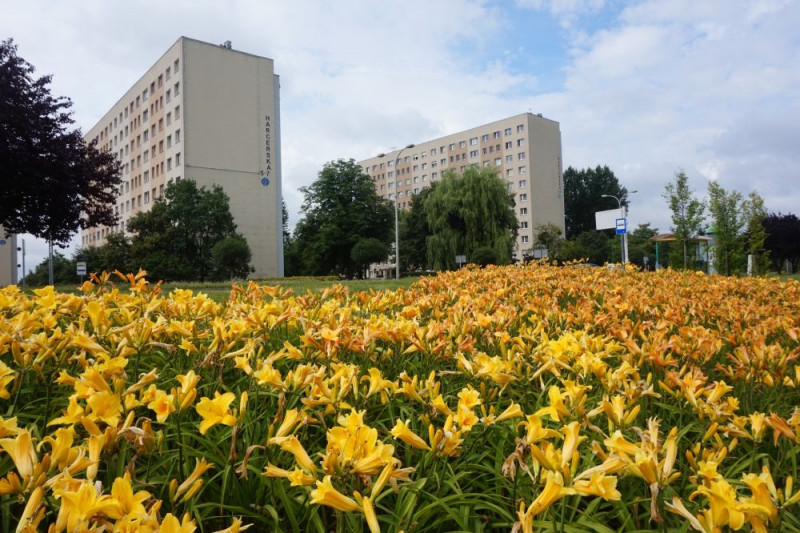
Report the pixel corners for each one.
[616,218,627,235]
[76,261,87,276]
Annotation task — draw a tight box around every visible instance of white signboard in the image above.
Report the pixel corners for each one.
[595,208,623,230]
[76,261,87,276]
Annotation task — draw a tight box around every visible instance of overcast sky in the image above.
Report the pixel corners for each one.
[4,0,799,276]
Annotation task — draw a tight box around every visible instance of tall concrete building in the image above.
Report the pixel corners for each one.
[83,37,283,277]
[358,113,564,271]
[0,229,18,286]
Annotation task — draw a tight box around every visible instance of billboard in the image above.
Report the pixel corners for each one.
[595,208,624,230]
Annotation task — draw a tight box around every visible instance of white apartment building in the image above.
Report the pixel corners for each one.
[83,37,283,277]
[358,113,564,272]
[0,229,17,286]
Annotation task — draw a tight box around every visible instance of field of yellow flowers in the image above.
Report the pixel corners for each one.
[2,264,800,532]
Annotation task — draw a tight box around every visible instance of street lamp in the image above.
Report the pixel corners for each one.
[602,191,637,263]
[379,143,415,279]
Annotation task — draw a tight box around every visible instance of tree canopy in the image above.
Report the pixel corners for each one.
[424,167,517,270]
[663,170,705,269]
[1,38,121,245]
[399,186,435,272]
[292,159,394,277]
[124,180,248,281]
[563,165,628,239]
[764,213,800,274]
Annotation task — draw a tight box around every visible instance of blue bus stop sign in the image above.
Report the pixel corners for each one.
[615,218,627,235]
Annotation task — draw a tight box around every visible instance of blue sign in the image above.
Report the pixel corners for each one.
[615,218,627,235]
[0,239,5,245]
[260,177,270,187]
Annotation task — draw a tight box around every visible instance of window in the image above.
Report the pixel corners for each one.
[430,148,436,155]
[174,82,180,96]
[481,134,489,142]
[143,151,149,163]
[144,170,149,183]
[166,66,171,80]
[459,141,466,148]
[517,124,524,133]
[421,163,427,170]
[506,169,514,177]
[166,89,171,103]
[506,155,513,163]
[144,191,150,204]
[167,135,172,148]
[520,207,528,215]
[422,175,428,182]
[469,150,478,158]
[143,130,149,142]
[405,179,410,185]
[493,131,500,139]
[159,118,164,131]
[143,88,148,101]
[519,166,526,174]
[517,139,525,147]
[175,153,181,166]
[469,137,478,146]
[520,221,529,229]
[519,193,527,202]
[413,164,418,172]
[440,159,446,166]
[522,235,529,244]
[175,105,180,119]
[432,172,438,179]
[505,142,512,149]
[483,161,490,167]
[518,152,526,160]
[449,143,455,151]
[504,128,512,136]
[158,74,163,88]
[175,129,181,142]
[518,179,527,188]
[174,58,180,72]
[431,161,437,168]
[159,140,164,153]
[494,158,501,165]
[166,112,172,126]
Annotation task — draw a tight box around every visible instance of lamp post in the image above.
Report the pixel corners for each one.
[379,144,414,279]
[602,191,636,264]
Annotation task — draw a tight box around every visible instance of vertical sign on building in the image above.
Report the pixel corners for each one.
[262,115,272,186]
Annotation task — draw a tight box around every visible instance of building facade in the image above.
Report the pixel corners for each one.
[0,228,18,286]
[83,37,283,277]
[358,113,564,273]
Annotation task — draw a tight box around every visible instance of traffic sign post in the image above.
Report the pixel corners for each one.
[615,218,627,235]
[76,260,87,282]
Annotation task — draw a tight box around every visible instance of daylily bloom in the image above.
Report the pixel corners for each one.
[310,475,361,512]
[391,420,431,450]
[196,392,237,435]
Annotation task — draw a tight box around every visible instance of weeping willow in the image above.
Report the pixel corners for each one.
[424,167,518,270]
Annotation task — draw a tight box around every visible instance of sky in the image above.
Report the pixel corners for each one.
[4,0,799,276]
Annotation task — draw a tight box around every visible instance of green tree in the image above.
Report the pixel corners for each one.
[350,238,389,278]
[293,159,394,277]
[563,166,629,239]
[212,236,253,280]
[75,232,133,276]
[1,39,121,245]
[663,170,705,269]
[764,213,800,273]
[24,252,75,286]
[424,167,517,271]
[399,186,435,272]
[707,181,745,275]
[627,223,658,268]
[742,192,768,275]
[532,223,564,260]
[560,231,612,265]
[127,180,244,281]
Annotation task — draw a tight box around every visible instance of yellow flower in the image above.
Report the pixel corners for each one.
[391,420,431,451]
[572,472,621,501]
[276,436,318,474]
[15,485,44,533]
[148,389,176,423]
[310,475,361,512]
[0,361,16,400]
[0,429,38,479]
[172,458,214,503]
[160,513,198,533]
[518,471,576,530]
[109,472,150,519]
[175,371,200,411]
[212,517,252,533]
[196,392,237,435]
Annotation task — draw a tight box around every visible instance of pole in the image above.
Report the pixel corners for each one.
[392,144,414,279]
[48,240,54,286]
[21,239,26,290]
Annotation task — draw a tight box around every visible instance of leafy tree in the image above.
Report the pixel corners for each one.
[282,200,291,247]
[764,213,800,273]
[350,238,389,278]
[424,167,517,271]
[1,38,121,245]
[127,180,245,281]
[75,232,133,276]
[663,170,705,269]
[559,231,612,265]
[212,236,253,280]
[293,159,394,277]
[470,246,498,266]
[627,223,658,268]
[532,223,563,259]
[563,166,628,239]
[707,181,745,275]
[24,252,75,286]
[742,192,768,275]
[399,186,435,272]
